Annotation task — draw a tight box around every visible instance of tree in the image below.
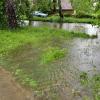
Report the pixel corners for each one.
[95,0,100,12]
[71,0,93,15]
[53,0,57,12]
[5,0,17,28]
[94,0,100,19]
[58,0,63,19]
[35,0,50,12]
[15,0,33,25]
[0,0,34,28]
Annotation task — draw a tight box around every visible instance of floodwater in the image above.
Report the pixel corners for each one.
[23,20,100,75]
[3,21,100,100]
[23,21,99,36]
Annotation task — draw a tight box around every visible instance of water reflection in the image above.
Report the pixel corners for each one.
[70,34,100,75]
[22,21,100,73]
[23,21,100,36]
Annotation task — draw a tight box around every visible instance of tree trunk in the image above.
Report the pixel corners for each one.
[53,0,56,13]
[5,0,17,28]
[58,0,63,20]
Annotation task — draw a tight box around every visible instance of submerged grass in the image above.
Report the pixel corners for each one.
[80,72,100,100]
[41,47,65,64]
[0,27,91,90]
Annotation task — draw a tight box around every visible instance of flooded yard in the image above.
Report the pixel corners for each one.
[0,22,100,100]
[24,21,99,36]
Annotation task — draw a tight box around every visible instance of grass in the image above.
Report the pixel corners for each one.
[32,16,99,25]
[14,69,37,88]
[0,27,90,56]
[0,27,91,91]
[41,47,65,64]
[80,72,100,100]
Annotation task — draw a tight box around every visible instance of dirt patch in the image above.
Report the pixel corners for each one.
[0,67,34,100]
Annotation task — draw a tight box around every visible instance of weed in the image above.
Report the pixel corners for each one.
[80,72,89,85]
[41,47,65,64]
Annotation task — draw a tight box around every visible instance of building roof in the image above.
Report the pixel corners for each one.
[61,0,73,10]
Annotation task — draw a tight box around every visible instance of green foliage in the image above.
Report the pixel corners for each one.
[95,10,100,19]
[41,47,65,64]
[15,0,33,20]
[0,0,34,28]
[71,0,100,19]
[35,0,51,12]
[71,0,93,16]
[0,0,6,28]
[95,0,100,12]
[75,12,94,18]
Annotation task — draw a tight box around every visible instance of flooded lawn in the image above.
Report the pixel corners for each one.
[0,23,100,100]
[24,21,99,36]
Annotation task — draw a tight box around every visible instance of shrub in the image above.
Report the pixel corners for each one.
[95,10,100,19]
[75,11,94,18]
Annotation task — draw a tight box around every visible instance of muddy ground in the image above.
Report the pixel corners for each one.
[0,67,35,100]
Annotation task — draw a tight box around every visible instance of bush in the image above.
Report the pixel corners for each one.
[95,10,100,19]
[75,11,94,18]
[64,13,72,17]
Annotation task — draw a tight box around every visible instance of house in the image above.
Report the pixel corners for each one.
[33,0,74,15]
[59,0,74,15]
